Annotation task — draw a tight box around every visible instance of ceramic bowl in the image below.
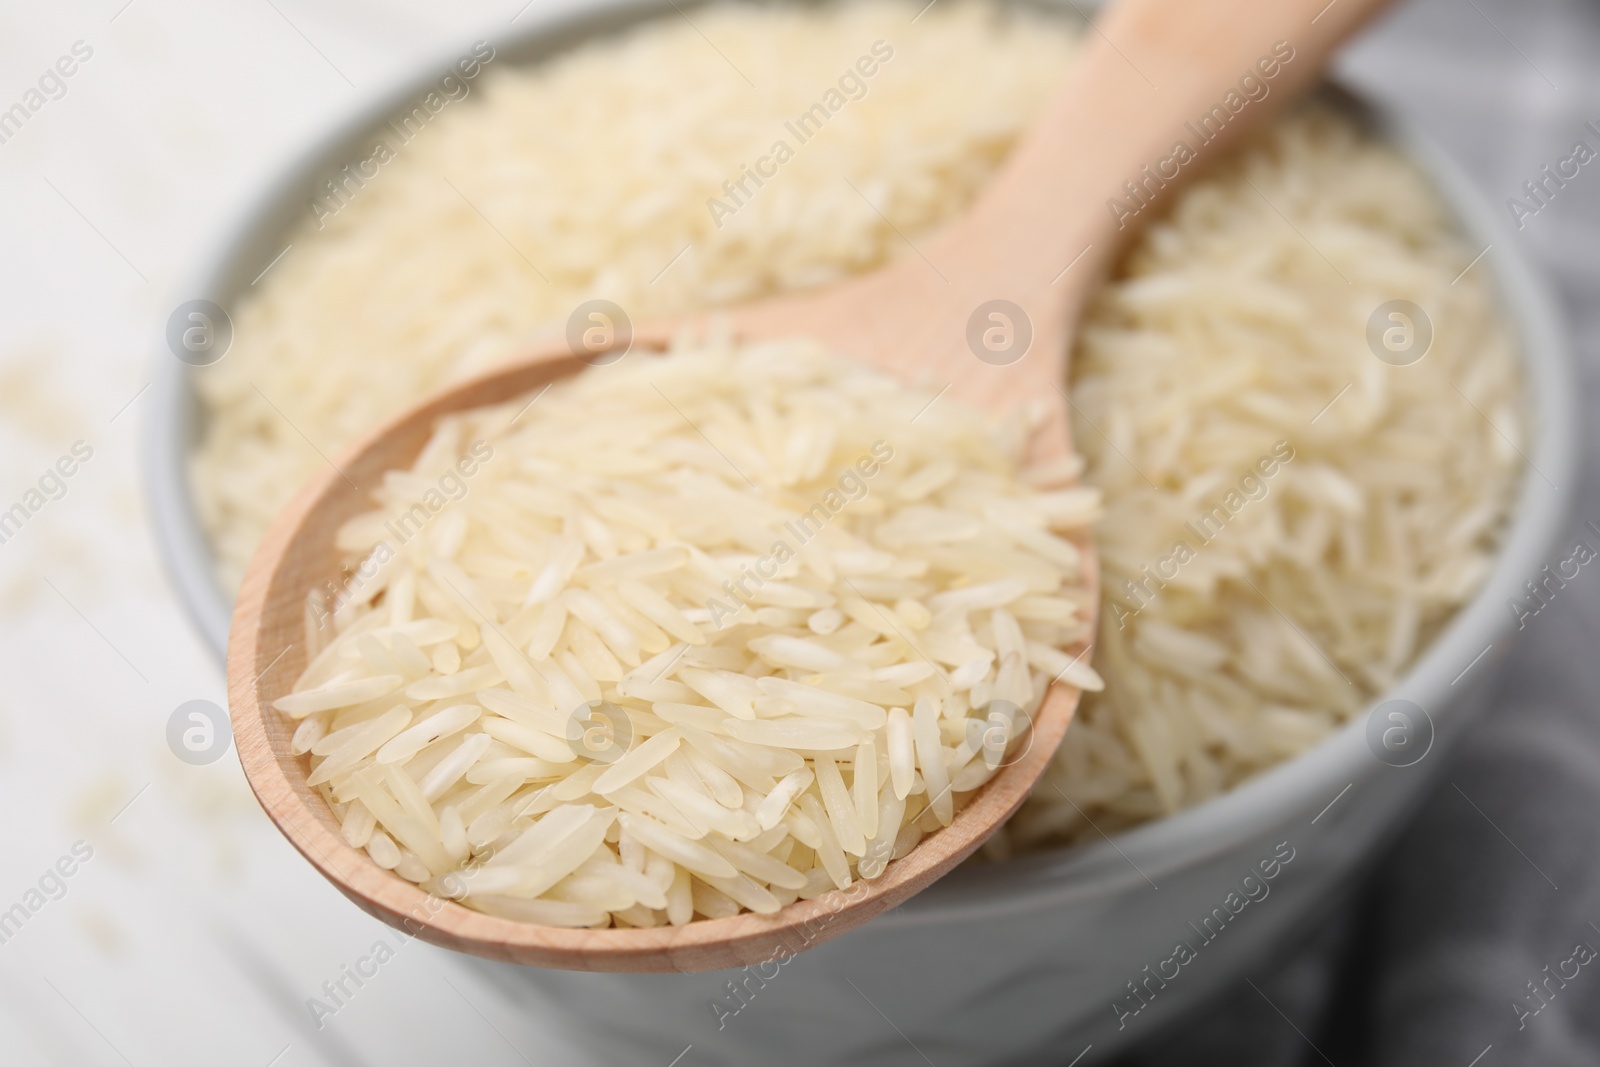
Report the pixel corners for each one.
[144,1,1578,1062]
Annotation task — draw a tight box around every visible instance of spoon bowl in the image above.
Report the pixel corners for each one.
[231,335,1095,972]
[229,0,1390,972]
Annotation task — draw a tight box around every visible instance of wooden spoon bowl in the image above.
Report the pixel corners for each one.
[229,0,1389,972]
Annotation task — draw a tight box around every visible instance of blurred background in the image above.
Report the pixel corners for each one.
[0,0,1596,1063]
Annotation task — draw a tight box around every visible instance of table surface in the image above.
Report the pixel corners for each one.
[0,0,1595,1064]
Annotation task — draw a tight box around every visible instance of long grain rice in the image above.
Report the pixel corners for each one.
[275,338,1095,924]
[216,0,1520,871]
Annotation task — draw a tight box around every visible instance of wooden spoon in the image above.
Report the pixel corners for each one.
[229,0,1390,973]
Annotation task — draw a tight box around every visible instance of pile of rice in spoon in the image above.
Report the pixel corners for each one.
[275,338,1100,927]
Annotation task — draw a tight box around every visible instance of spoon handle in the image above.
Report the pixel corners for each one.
[717,0,1392,426]
[936,0,1396,376]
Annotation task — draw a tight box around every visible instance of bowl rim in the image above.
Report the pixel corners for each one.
[144,0,1579,926]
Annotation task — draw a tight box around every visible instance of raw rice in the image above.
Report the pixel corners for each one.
[192,0,1078,589]
[205,0,1524,859]
[1001,107,1523,850]
[276,338,1098,925]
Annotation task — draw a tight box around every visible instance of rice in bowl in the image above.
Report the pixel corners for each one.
[191,0,1523,859]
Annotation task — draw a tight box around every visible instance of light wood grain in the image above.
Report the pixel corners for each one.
[229,0,1391,973]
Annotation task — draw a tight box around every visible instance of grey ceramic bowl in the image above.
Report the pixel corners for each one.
[145,1,1578,1062]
